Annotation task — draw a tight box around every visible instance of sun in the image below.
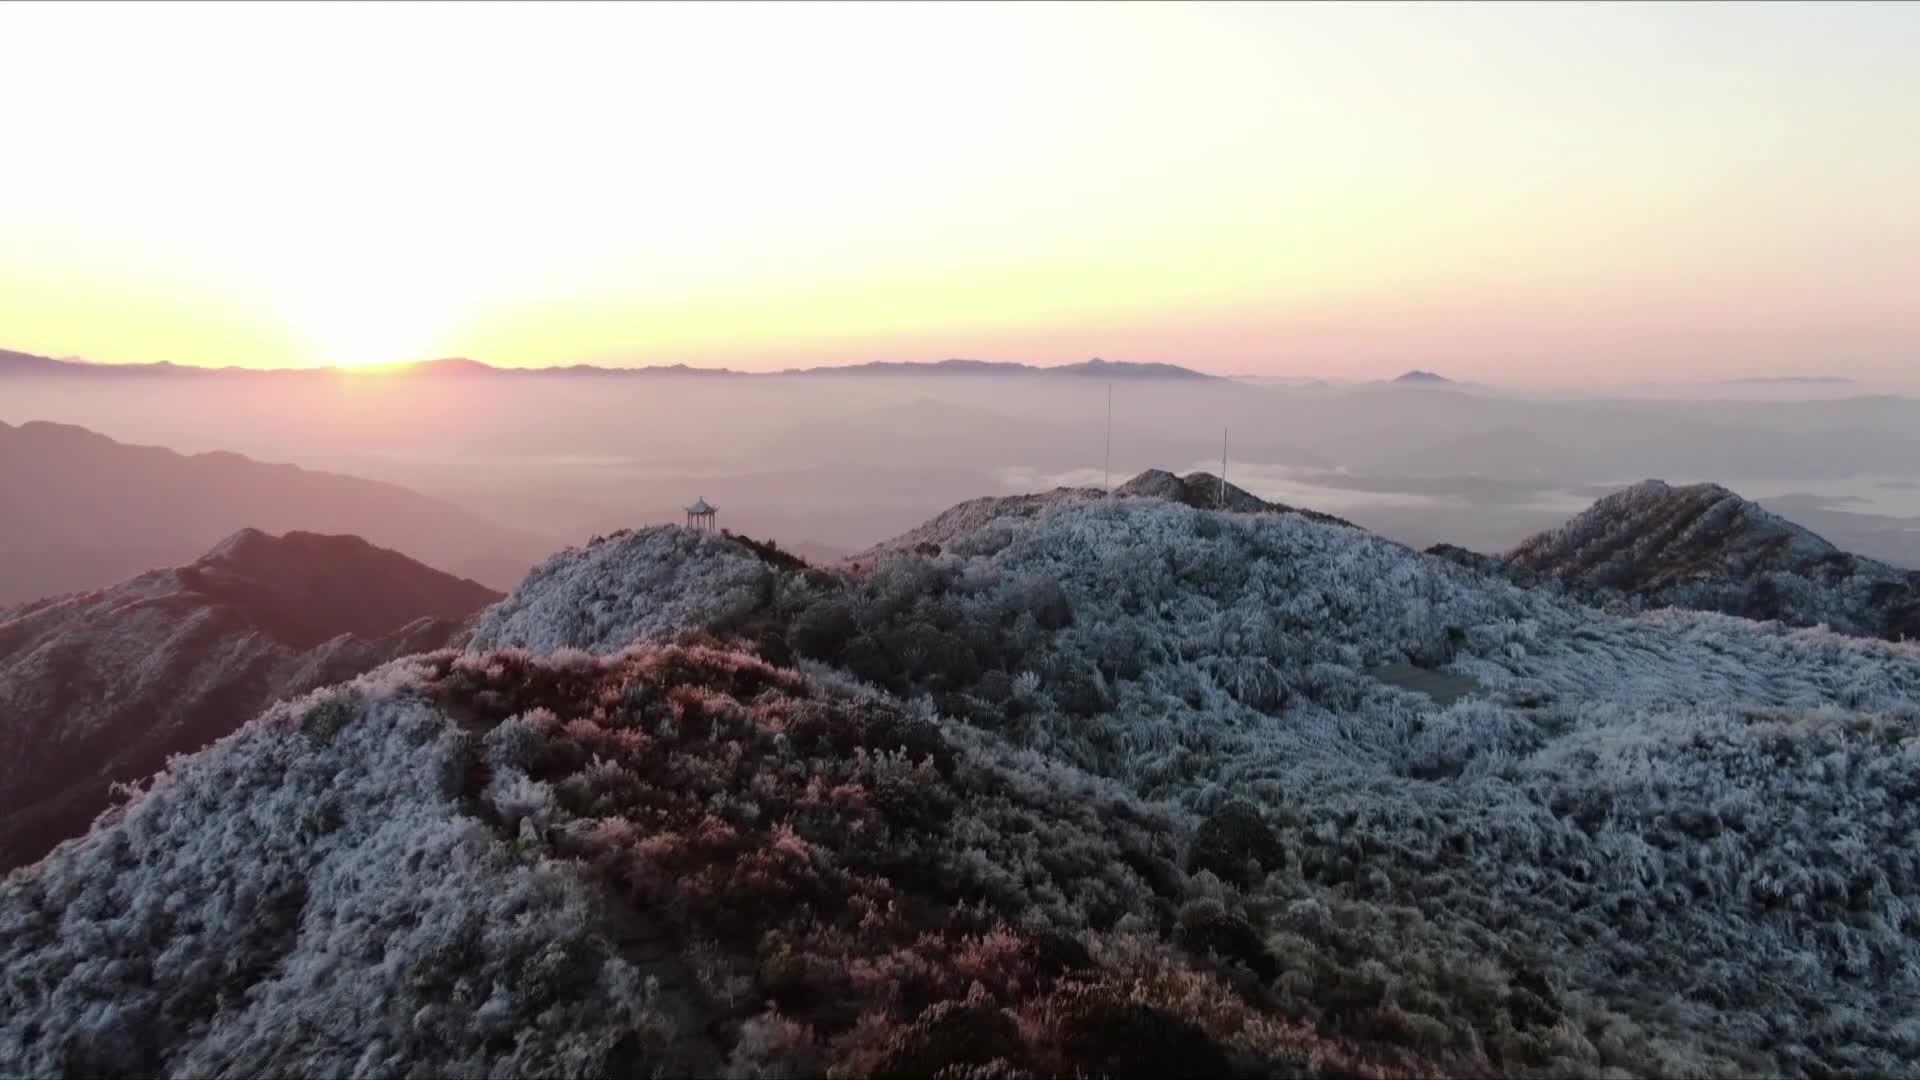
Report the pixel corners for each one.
[305,311,443,370]
[273,271,457,369]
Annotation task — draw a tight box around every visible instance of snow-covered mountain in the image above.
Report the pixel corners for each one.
[852,469,1353,563]
[1439,479,1920,641]
[0,530,500,871]
[1114,468,1359,527]
[4,471,1918,1077]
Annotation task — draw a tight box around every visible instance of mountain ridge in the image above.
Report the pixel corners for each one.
[1432,478,1920,641]
[0,529,501,872]
[849,468,1357,563]
[1,347,1218,380]
[0,419,548,601]
[5,469,1920,1076]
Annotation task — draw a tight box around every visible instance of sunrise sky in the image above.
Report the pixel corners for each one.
[2,1,1915,382]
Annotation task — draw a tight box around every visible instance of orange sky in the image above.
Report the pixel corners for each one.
[2,1,1916,382]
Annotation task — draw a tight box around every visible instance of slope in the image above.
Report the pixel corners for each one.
[6,474,1920,1077]
[0,643,1370,1078]
[0,530,501,870]
[462,474,1920,1076]
[1496,479,1920,640]
[849,468,1354,562]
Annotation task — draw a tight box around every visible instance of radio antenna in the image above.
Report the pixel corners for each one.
[1220,427,1228,508]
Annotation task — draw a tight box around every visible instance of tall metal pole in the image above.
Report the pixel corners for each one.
[1104,383,1112,493]
[1220,427,1228,508]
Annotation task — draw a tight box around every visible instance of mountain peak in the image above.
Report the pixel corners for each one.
[200,526,378,569]
[397,356,493,375]
[199,526,286,563]
[179,528,502,648]
[1114,468,1359,527]
[1505,478,1919,640]
[1392,369,1452,384]
[1513,479,1836,587]
[0,529,502,872]
[1049,357,1216,379]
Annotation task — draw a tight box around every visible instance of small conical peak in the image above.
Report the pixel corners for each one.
[200,527,276,564]
[197,528,380,571]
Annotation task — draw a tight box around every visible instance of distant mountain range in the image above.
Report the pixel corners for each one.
[0,529,499,871]
[0,420,551,602]
[1391,369,1453,384]
[0,348,1216,380]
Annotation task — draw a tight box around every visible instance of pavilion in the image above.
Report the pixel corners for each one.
[685,497,717,532]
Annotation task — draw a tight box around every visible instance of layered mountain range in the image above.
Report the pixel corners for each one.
[0,347,1216,380]
[0,419,549,602]
[3,470,1917,1078]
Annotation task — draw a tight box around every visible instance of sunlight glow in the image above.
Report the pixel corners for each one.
[1,1,1916,380]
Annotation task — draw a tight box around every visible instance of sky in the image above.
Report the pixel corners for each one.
[2,0,1916,382]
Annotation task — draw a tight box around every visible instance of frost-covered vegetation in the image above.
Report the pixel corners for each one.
[6,477,1919,1077]
[853,468,1346,563]
[470,526,774,654]
[475,488,1920,1076]
[0,685,688,1078]
[1500,479,1920,642]
[0,645,1381,1078]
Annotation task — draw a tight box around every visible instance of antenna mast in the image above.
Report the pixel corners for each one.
[1104,383,1112,493]
[1220,427,1228,508]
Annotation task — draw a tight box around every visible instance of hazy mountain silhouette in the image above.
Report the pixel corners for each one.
[0,347,1216,380]
[0,529,499,871]
[0,349,77,375]
[748,397,1327,481]
[0,420,552,602]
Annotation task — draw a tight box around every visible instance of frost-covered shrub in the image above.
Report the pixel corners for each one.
[0,687,684,1078]
[469,526,771,654]
[786,597,857,662]
[1187,799,1285,888]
